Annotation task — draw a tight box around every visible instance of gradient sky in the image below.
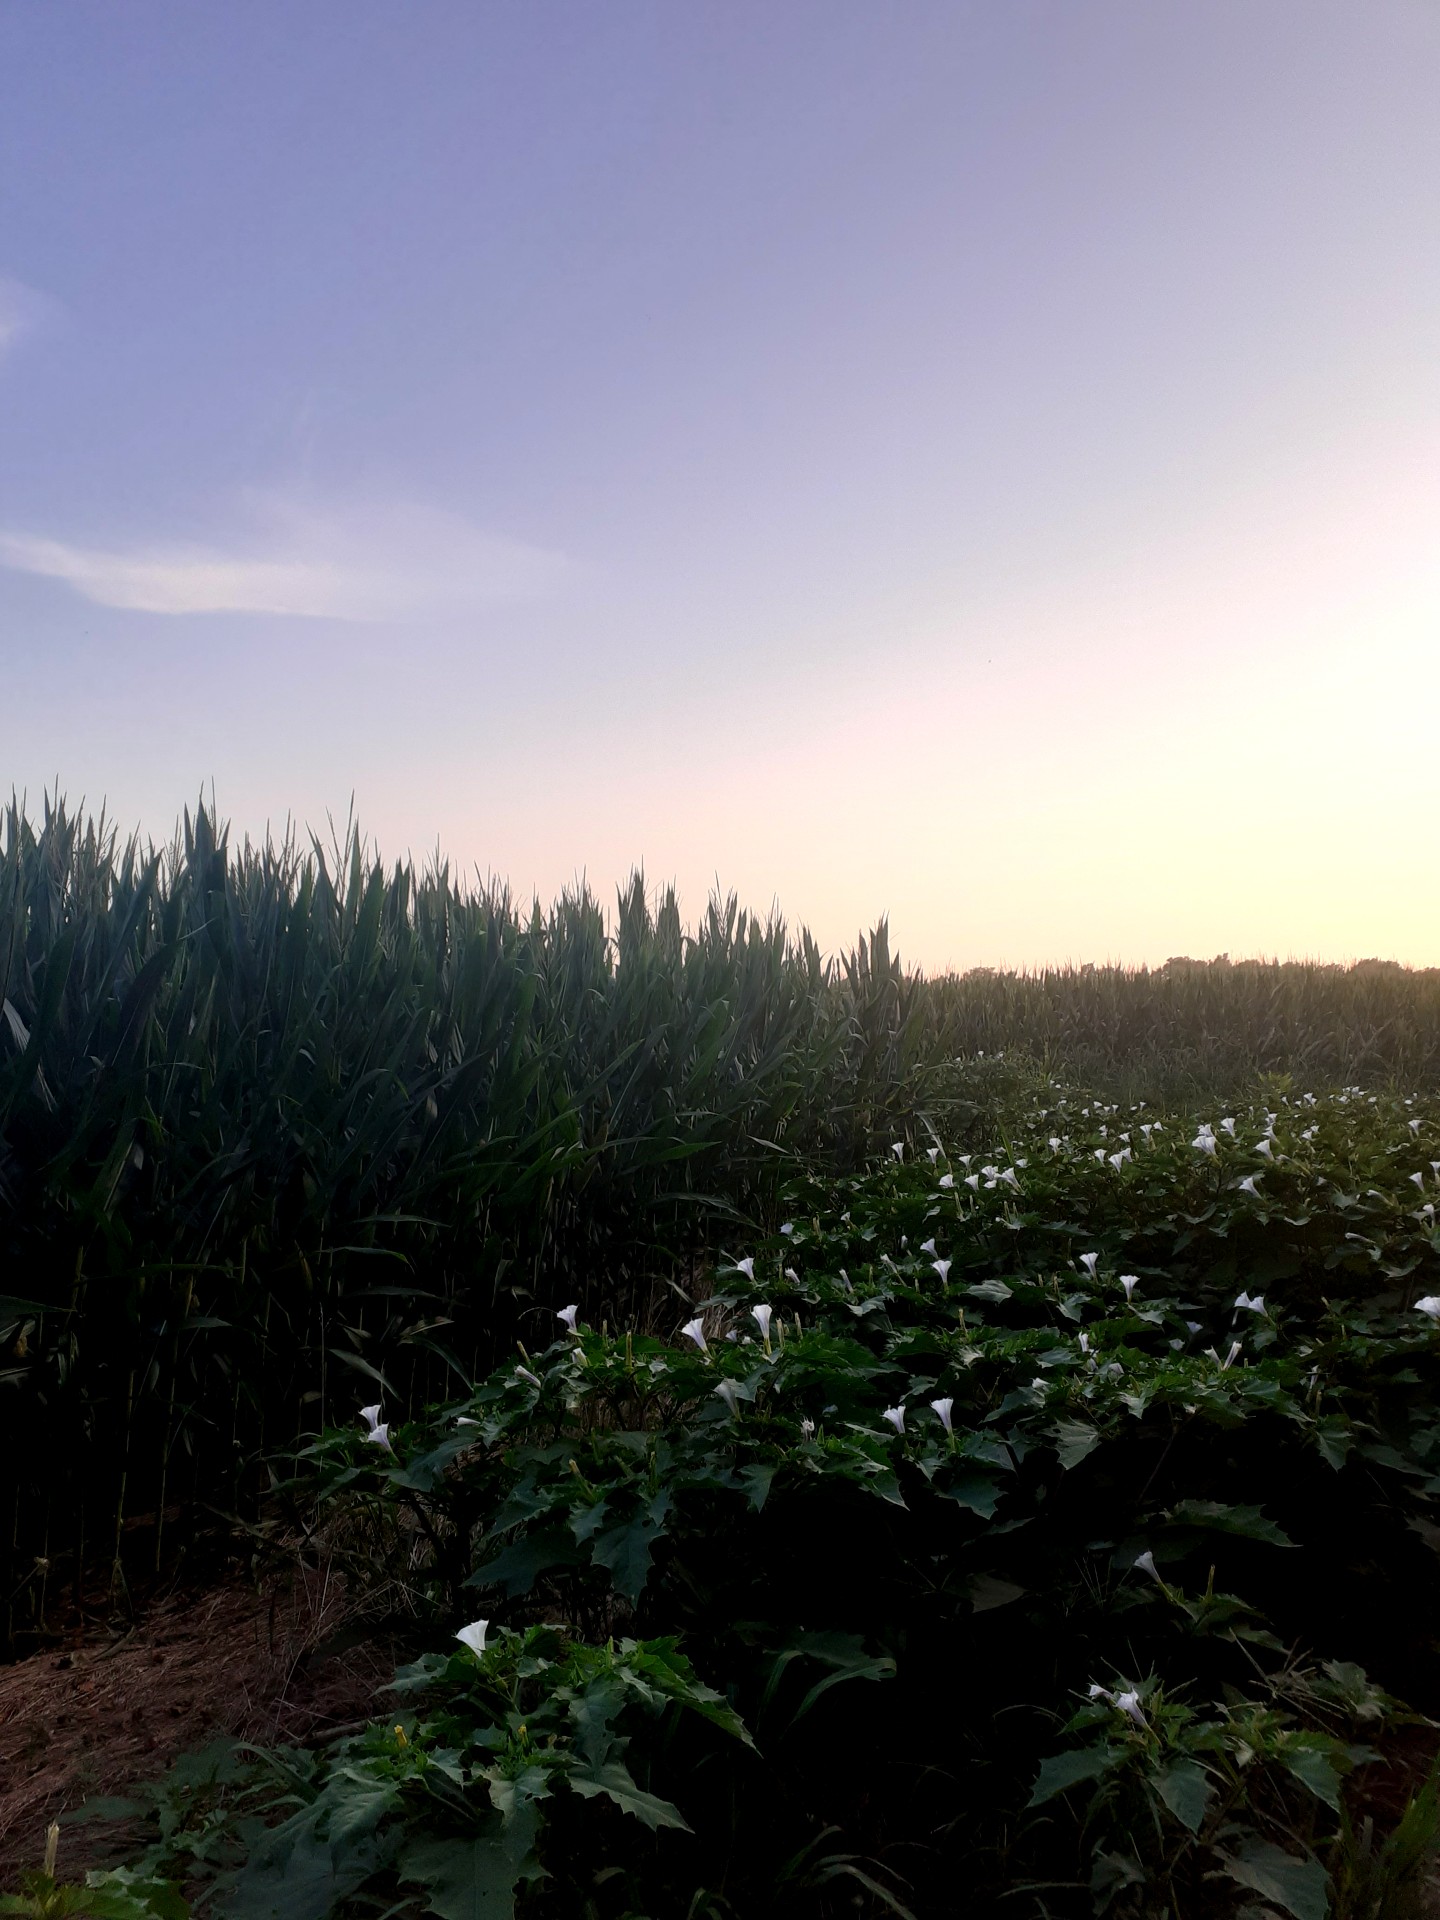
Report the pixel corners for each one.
[2,2,1436,972]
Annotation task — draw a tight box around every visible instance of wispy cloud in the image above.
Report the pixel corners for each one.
[0,276,54,362]
[0,490,566,619]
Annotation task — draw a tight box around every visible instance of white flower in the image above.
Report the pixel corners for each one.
[1078,1332,1090,1355]
[681,1317,708,1352]
[1120,1275,1138,1302]
[930,1396,954,1435]
[516,1366,542,1388]
[1411,1172,1426,1191]
[939,1173,955,1190]
[882,1405,906,1435]
[1222,1341,1243,1369]
[358,1403,382,1429]
[1114,1689,1146,1726]
[1234,1292,1265,1315]
[1221,1117,1236,1136]
[837,1267,852,1291]
[557,1304,579,1333]
[1409,1118,1422,1135]
[998,1167,1021,1188]
[784,1266,800,1283]
[734,1257,756,1282]
[752,1303,773,1342]
[1256,1138,1274,1159]
[455,1619,489,1658]
[921,1237,938,1256]
[1088,1682,1112,1701]
[1192,1130,1217,1155]
[365,1422,392,1451]
[780,1221,794,1236]
[714,1379,741,1416]
[800,1417,815,1440]
[1107,1151,1129,1172]
[1237,1175,1261,1197]
[964,1173,980,1190]
[1134,1550,1160,1582]
[891,1142,904,1161]
[926,1147,941,1163]
[932,1257,952,1284]
[1414,1297,1440,1322]
[1079,1252,1100,1280]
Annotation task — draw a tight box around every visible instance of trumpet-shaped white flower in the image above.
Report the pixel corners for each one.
[1120,1275,1138,1302]
[932,1257,952,1284]
[1414,1296,1440,1322]
[734,1256,756,1282]
[714,1379,741,1416]
[882,1405,906,1436]
[1192,1129,1218,1155]
[780,1221,794,1236]
[921,1237,938,1256]
[926,1147,941,1163]
[516,1365,542,1388]
[681,1317,708,1352]
[1114,1689,1146,1726]
[557,1304,579,1333]
[1079,1252,1100,1280]
[784,1266,800,1283]
[1222,1341,1243,1369]
[1078,1332,1090,1355]
[365,1422,392,1451]
[1134,1550,1160,1582]
[800,1417,816,1440]
[891,1142,904,1161]
[1411,1172,1426,1191]
[964,1173,980,1191]
[1088,1682,1112,1701]
[1234,1292,1265,1315]
[837,1267,852,1291]
[1221,1117,1236,1136]
[455,1619,489,1657]
[752,1303,773,1342]
[998,1166,1021,1189]
[1237,1175,1261,1198]
[359,1403,382,1429]
[930,1396,954,1435]
[939,1173,955,1190]
[1256,1138,1274,1159]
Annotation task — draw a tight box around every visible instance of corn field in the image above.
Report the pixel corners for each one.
[0,796,1435,1652]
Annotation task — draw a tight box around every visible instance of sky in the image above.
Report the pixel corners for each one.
[1,1,1436,973]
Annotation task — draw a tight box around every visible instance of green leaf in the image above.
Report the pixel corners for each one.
[1027,1745,1125,1807]
[1155,1759,1213,1834]
[1165,1500,1296,1547]
[591,1514,660,1601]
[1283,1744,1345,1811]
[738,1461,777,1510]
[399,1827,527,1920]
[467,1529,588,1597]
[1053,1419,1102,1470]
[569,1762,692,1831]
[968,1573,1025,1613]
[945,1473,1000,1517]
[1213,1838,1328,1920]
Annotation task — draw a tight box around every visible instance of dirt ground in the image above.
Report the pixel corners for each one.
[0,1560,405,1890]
